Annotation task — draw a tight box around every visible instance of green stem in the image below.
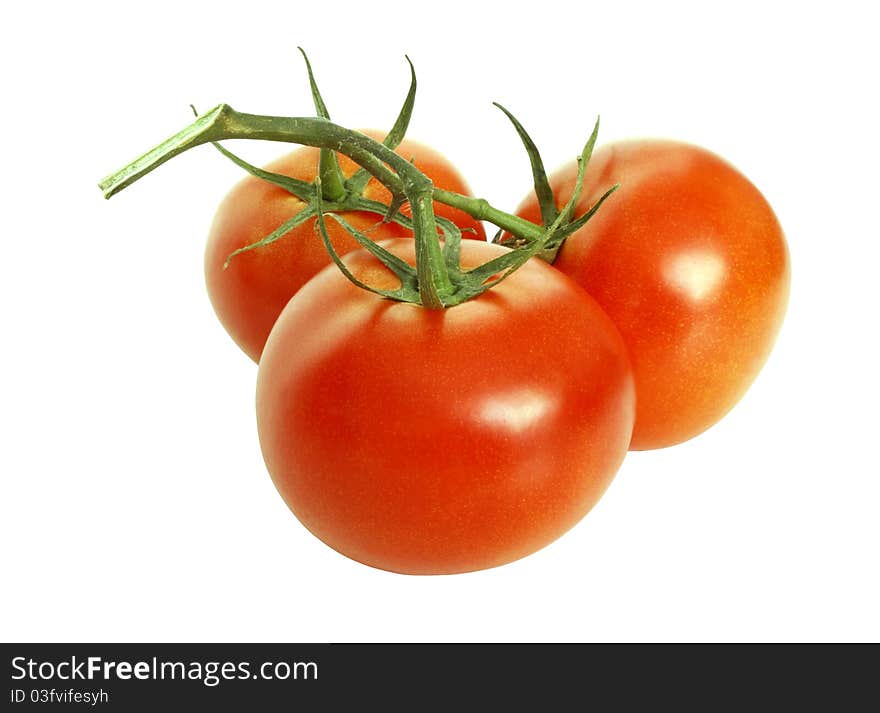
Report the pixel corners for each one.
[409,188,451,308]
[99,105,550,247]
[99,104,459,306]
[99,106,403,200]
[319,148,347,200]
[432,189,545,243]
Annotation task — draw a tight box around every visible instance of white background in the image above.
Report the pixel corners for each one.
[1,0,877,643]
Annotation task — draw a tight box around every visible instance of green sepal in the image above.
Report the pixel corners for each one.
[355,196,412,226]
[208,141,315,201]
[222,207,317,269]
[189,103,315,201]
[382,56,417,152]
[456,141,597,295]
[457,236,548,295]
[495,116,607,262]
[313,182,419,302]
[438,217,464,279]
[344,195,465,287]
[298,48,346,201]
[381,191,408,226]
[553,117,599,227]
[550,183,619,244]
[346,57,417,195]
[493,102,557,228]
[542,116,601,250]
[326,213,418,290]
[298,47,332,119]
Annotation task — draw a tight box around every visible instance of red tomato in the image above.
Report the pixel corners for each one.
[514,140,790,450]
[205,131,486,362]
[256,240,635,574]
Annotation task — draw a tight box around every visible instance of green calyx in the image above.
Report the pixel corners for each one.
[490,104,619,263]
[98,53,615,308]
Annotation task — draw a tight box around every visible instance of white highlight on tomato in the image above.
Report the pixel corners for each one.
[664,249,727,303]
[479,388,554,433]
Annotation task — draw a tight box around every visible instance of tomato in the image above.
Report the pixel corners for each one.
[256,239,635,575]
[514,140,790,450]
[204,131,486,362]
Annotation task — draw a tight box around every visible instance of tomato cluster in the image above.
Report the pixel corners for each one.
[213,139,787,574]
[102,75,789,576]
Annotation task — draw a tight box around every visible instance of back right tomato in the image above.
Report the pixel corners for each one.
[514,140,790,450]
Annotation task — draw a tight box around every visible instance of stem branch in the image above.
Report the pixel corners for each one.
[433,189,545,242]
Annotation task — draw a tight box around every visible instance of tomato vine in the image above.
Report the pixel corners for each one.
[99,57,616,309]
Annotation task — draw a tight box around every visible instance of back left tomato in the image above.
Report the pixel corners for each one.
[204,131,486,362]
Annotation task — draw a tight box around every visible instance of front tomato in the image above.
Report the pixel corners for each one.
[205,131,486,362]
[256,240,635,574]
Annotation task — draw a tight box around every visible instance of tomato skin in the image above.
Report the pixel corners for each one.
[515,140,790,450]
[256,240,634,575]
[205,131,486,362]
